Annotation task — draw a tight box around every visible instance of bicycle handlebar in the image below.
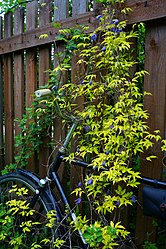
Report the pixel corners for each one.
[35,89,79,123]
[141,176,166,188]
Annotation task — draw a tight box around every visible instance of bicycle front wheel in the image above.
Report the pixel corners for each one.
[0,172,58,248]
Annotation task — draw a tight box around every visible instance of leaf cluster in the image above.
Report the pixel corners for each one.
[0,185,64,248]
[2,93,56,174]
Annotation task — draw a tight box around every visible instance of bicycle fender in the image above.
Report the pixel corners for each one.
[16,168,59,207]
[16,168,41,184]
[16,168,63,218]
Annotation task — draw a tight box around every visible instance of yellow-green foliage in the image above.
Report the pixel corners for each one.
[48,0,165,247]
[0,186,64,248]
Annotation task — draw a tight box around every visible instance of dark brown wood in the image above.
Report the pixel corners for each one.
[25,0,38,172]
[70,57,85,206]
[53,0,68,187]
[14,7,24,136]
[0,17,4,169]
[3,12,14,165]
[135,19,166,247]
[38,0,52,177]
[39,0,51,87]
[69,0,88,205]
[26,0,38,108]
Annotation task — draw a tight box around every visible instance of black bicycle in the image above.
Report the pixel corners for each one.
[0,88,166,249]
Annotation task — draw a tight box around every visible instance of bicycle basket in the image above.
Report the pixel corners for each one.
[142,186,166,220]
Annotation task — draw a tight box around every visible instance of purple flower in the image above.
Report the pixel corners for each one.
[120,130,124,136]
[96,15,102,22]
[101,46,106,52]
[116,200,120,206]
[76,147,80,152]
[61,90,65,97]
[77,182,82,187]
[89,79,92,85]
[102,161,106,167]
[106,189,111,195]
[75,198,82,205]
[52,85,57,91]
[109,125,114,129]
[90,34,97,42]
[93,166,98,171]
[87,178,93,185]
[83,125,91,132]
[105,150,110,155]
[131,196,137,203]
[79,79,85,85]
[111,27,123,34]
[111,19,119,25]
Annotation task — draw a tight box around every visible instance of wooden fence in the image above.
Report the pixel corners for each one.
[0,0,166,247]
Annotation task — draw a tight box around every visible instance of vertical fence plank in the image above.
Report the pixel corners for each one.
[0,17,4,169]
[38,0,52,177]
[4,12,14,165]
[72,0,88,16]
[136,19,166,246]
[25,0,38,172]
[53,0,68,188]
[39,0,51,87]
[69,0,89,205]
[14,7,24,136]
[26,0,38,109]
[54,0,69,21]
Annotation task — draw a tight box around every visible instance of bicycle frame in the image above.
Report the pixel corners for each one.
[40,118,88,249]
[32,89,166,248]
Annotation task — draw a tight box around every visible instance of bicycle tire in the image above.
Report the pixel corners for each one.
[0,172,59,248]
[0,172,87,249]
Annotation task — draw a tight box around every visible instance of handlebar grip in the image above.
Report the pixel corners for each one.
[35,89,51,98]
[35,88,79,122]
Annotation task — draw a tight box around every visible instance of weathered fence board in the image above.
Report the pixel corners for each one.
[54,0,69,21]
[125,0,166,24]
[14,7,24,136]
[72,0,88,16]
[136,18,166,246]
[38,0,52,177]
[53,0,69,189]
[4,12,14,165]
[25,0,38,172]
